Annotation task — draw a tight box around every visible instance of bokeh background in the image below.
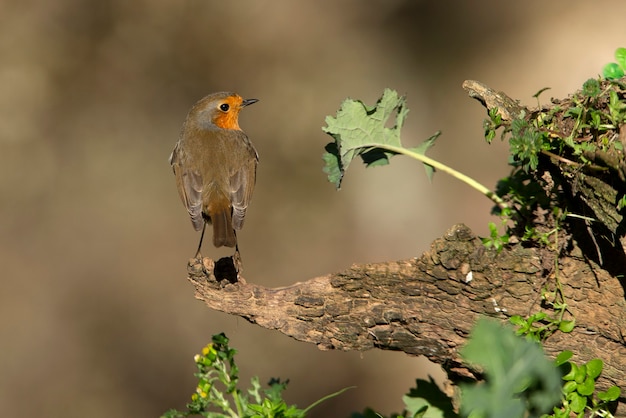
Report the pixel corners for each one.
[2,1,624,417]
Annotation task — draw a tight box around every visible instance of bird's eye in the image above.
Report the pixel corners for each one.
[219,103,230,112]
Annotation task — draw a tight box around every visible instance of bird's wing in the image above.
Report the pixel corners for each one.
[230,134,258,230]
[170,143,204,231]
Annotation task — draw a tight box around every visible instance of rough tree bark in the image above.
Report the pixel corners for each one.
[185,80,626,416]
[188,225,625,391]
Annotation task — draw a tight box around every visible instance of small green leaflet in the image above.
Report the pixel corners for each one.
[322,88,438,189]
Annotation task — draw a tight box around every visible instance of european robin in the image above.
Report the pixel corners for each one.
[170,92,259,258]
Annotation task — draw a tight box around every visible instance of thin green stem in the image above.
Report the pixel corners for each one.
[363,143,507,209]
[231,389,243,418]
[302,386,356,415]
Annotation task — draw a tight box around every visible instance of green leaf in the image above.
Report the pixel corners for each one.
[555,350,573,366]
[533,87,551,99]
[567,392,587,413]
[531,312,548,322]
[402,397,435,418]
[558,320,575,333]
[247,377,262,403]
[551,407,571,418]
[608,90,626,126]
[403,377,455,418]
[576,376,595,397]
[562,363,577,381]
[322,89,407,180]
[509,315,526,327]
[264,378,289,403]
[562,381,577,394]
[616,47,626,70]
[322,89,440,189]
[603,62,625,80]
[574,364,586,384]
[408,132,440,181]
[460,319,561,418]
[585,358,603,379]
[413,405,430,418]
[597,386,621,402]
[565,106,582,119]
[322,143,343,188]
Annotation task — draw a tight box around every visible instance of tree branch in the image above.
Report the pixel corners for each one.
[187,224,626,397]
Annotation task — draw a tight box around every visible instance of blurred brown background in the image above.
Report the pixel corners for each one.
[1,1,624,417]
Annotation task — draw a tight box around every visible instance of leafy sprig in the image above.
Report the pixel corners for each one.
[162,333,350,418]
[357,319,566,418]
[322,88,506,209]
[545,351,621,418]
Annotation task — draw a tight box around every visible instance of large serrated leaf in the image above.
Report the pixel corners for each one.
[322,88,416,188]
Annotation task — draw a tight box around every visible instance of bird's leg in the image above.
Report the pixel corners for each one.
[233,234,242,275]
[195,222,207,259]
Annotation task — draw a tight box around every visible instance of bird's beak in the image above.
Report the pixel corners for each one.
[241,98,259,107]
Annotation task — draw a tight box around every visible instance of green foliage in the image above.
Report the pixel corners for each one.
[357,321,572,418]
[608,89,626,126]
[352,377,455,418]
[563,78,626,153]
[543,352,621,418]
[486,72,626,193]
[509,312,574,343]
[508,117,552,172]
[322,88,437,189]
[164,327,620,418]
[402,377,456,418]
[483,107,503,144]
[492,171,549,221]
[162,333,349,418]
[322,89,506,208]
[481,221,509,253]
[509,210,574,344]
[460,319,562,418]
[482,72,626,261]
[603,63,624,80]
[602,47,626,79]
[357,348,623,418]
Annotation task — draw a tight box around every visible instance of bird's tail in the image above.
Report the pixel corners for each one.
[210,208,237,248]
